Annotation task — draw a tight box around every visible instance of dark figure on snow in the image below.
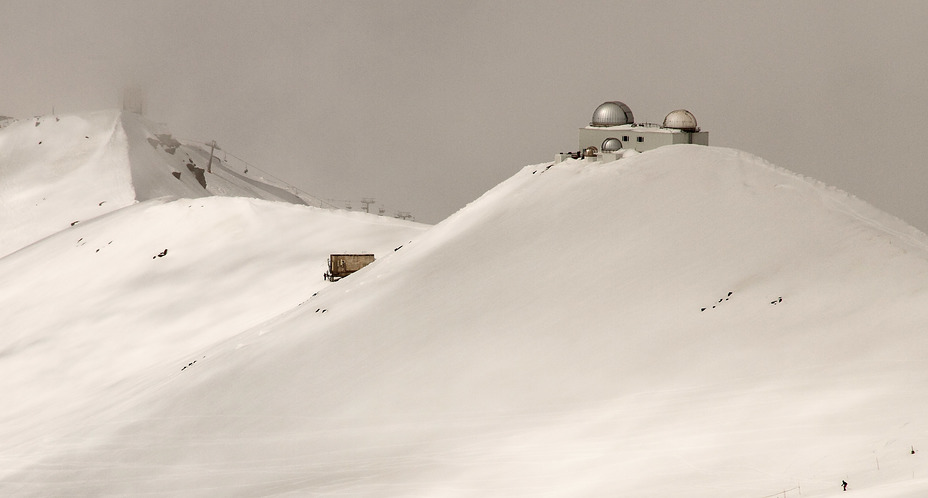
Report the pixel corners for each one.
[842,480,848,491]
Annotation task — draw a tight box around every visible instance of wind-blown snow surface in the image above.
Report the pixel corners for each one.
[0,111,136,257]
[0,196,425,468]
[4,145,928,497]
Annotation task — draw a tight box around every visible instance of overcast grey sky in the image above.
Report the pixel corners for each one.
[2,0,927,227]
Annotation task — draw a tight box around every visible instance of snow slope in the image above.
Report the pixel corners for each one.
[4,145,928,497]
[0,111,136,257]
[0,196,425,477]
[0,110,322,258]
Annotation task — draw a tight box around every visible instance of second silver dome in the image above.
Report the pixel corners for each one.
[662,109,698,131]
[590,101,634,127]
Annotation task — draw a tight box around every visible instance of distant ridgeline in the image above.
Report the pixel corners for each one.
[555,101,708,164]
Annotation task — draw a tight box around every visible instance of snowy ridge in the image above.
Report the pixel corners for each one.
[3,144,927,497]
[745,148,928,251]
[0,110,325,257]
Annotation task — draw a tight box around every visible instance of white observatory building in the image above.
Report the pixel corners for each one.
[557,101,708,163]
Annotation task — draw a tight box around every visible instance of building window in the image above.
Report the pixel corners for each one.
[637,136,644,143]
[622,136,629,142]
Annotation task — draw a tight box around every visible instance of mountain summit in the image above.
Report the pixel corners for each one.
[0,110,318,257]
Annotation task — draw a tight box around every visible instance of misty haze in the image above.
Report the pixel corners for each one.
[2,1,928,497]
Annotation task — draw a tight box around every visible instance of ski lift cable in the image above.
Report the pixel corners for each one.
[175,137,339,209]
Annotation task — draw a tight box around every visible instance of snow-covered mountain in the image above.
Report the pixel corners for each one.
[0,110,322,258]
[2,112,928,497]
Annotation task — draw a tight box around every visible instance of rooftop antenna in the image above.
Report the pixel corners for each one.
[360,197,375,213]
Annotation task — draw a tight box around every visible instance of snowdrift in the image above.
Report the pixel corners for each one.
[0,110,320,258]
[4,145,928,497]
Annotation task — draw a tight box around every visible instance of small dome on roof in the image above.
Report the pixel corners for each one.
[583,146,598,157]
[662,109,699,131]
[601,137,622,152]
[591,101,634,127]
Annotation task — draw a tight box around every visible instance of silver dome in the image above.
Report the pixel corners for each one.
[601,137,622,152]
[662,109,698,131]
[590,101,634,127]
[583,146,598,157]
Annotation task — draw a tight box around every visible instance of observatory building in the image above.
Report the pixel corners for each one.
[556,101,708,163]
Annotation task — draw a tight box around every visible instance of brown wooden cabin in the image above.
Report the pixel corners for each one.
[325,254,375,282]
